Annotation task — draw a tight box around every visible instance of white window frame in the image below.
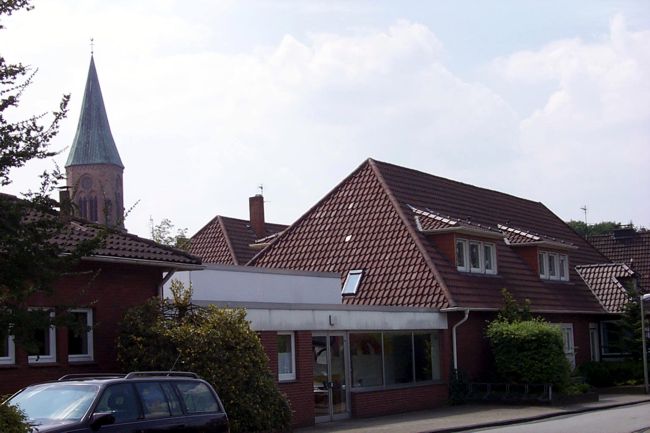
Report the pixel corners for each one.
[469,241,482,273]
[548,253,559,280]
[342,269,363,295]
[457,238,497,275]
[539,251,569,281]
[28,310,56,364]
[277,332,296,382]
[456,239,468,271]
[538,252,548,279]
[68,308,94,362]
[483,243,497,275]
[1,333,15,365]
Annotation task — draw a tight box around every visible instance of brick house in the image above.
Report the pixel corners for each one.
[189,194,287,265]
[588,228,649,292]
[0,203,202,394]
[248,158,625,385]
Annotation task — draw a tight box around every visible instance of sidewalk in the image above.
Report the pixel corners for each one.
[295,392,650,433]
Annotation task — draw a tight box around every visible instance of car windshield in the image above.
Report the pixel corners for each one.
[9,383,99,426]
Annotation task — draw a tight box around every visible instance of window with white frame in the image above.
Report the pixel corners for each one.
[28,310,56,364]
[456,239,497,275]
[68,308,94,362]
[277,332,296,381]
[342,270,363,295]
[1,331,15,365]
[538,251,569,281]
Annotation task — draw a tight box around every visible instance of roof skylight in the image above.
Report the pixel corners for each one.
[342,269,363,295]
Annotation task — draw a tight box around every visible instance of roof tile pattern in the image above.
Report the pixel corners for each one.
[252,159,608,312]
[251,162,448,308]
[189,216,286,265]
[589,231,650,292]
[576,264,634,313]
[14,199,199,265]
[375,160,605,312]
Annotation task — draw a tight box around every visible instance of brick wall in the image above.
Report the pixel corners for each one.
[0,261,161,395]
[350,384,448,418]
[259,330,315,428]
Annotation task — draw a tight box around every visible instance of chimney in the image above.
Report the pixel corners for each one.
[249,194,265,238]
[58,186,72,223]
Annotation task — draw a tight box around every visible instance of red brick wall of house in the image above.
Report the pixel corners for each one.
[0,261,161,395]
[449,311,496,381]
[259,330,314,428]
[350,384,448,418]
[450,310,606,382]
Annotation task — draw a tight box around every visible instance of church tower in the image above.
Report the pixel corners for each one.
[65,55,125,229]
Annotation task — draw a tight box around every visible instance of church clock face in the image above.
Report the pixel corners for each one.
[80,175,93,190]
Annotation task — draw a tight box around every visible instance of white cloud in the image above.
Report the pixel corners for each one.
[2,3,648,238]
[489,14,649,225]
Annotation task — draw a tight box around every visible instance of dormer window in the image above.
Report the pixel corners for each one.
[539,251,569,281]
[456,239,497,275]
[342,270,363,295]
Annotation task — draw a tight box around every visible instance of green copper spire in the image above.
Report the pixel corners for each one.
[65,56,124,168]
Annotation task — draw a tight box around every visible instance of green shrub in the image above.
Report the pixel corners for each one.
[117,283,291,433]
[578,361,644,387]
[0,399,30,433]
[487,319,571,389]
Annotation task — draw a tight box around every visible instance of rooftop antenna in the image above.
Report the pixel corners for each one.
[258,184,264,196]
[90,37,94,56]
[580,205,588,225]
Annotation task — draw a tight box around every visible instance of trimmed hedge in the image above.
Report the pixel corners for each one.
[578,361,644,387]
[487,319,571,389]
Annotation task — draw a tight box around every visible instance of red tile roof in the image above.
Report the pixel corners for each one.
[589,231,650,293]
[250,159,610,313]
[575,264,634,313]
[189,215,286,265]
[3,194,201,267]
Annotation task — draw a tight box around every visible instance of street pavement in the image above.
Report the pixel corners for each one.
[294,392,650,433]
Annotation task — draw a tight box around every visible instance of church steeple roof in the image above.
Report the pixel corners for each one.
[65,56,124,168]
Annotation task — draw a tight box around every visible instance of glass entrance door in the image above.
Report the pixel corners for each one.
[313,333,349,423]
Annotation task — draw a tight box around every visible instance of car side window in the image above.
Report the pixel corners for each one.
[95,383,140,423]
[175,381,220,414]
[135,382,171,419]
[161,382,183,416]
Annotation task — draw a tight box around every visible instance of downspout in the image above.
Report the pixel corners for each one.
[452,308,470,371]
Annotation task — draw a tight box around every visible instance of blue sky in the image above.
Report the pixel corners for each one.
[2,0,649,237]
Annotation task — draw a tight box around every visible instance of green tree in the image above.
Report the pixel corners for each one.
[0,0,100,353]
[0,399,30,433]
[150,217,189,250]
[566,220,627,237]
[117,281,292,433]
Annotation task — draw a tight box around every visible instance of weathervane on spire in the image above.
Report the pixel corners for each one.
[90,37,94,56]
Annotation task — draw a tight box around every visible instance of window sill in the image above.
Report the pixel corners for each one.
[27,362,61,368]
[350,380,446,393]
[68,359,97,365]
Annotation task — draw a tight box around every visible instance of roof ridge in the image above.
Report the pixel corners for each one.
[370,158,545,208]
[217,216,240,265]
[248,159,374,265]
[369,159,455,307]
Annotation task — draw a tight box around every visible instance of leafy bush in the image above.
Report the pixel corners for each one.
[0,399,30,433]
[487,319,571,389]
[578,361,644,387]
[117,282,291,433]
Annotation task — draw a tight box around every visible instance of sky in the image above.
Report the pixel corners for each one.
[2,0,649,239]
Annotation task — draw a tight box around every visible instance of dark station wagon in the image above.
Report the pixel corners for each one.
[5,372,229,433]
